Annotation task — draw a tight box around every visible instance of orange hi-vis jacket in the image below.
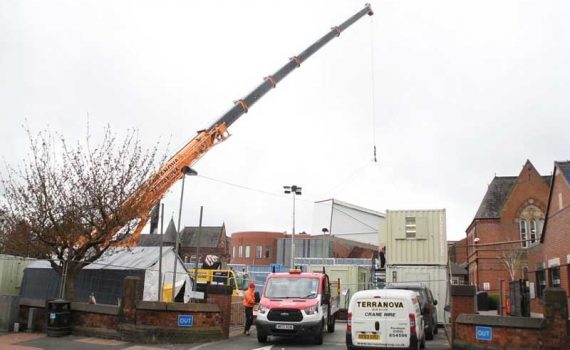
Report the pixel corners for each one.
[243,288,256,307]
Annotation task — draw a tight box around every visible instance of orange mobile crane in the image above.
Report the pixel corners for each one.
[94,4,374,248]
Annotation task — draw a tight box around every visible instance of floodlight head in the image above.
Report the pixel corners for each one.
[181,166,198,176]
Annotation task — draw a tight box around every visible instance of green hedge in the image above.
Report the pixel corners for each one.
[487,294,499,310]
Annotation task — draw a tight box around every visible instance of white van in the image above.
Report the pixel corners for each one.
[346,289,425,350]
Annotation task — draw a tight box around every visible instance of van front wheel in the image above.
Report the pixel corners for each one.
[314,322,324,345]
[257,333,267,343]
[327,313,336,333]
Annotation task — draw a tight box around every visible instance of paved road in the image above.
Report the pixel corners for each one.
[182,321,450,350]
[1,322,451,350]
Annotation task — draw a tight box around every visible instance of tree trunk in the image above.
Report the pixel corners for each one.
[63,261,80,301]
[64,275,76,301]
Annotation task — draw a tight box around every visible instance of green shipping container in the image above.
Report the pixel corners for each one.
[0,255,35,296]
[302,264,371,310]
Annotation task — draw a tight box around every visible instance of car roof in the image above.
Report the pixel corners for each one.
[385,282,427,290]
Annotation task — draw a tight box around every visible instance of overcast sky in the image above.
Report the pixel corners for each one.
[1,0,569,242]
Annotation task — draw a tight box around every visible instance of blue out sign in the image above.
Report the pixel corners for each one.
[475,326,492,341]
[178,315,193,327]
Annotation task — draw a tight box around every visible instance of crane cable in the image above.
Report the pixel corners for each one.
[369,15,378,163]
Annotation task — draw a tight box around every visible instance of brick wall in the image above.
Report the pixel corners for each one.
[449,285,476,345]
[17,277,231,344]
[230,231,285,265]
[452,288,569,350]
[69,303,119,339]
[449,238,468,264]
[455,315,545,349]
[205,285,232,338]
[136,301,221,325]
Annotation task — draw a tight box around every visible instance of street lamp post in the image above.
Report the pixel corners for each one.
[171,166,198,302]
[321,228,329,262]
[283,185,302,268]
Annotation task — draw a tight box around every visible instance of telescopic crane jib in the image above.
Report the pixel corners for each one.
[91,4,374,248]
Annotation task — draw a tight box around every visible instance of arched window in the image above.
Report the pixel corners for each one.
[518,204,545,248]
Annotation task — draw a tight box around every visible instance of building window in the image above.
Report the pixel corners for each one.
[529,220,537,244]
[232,246,235,258]
[245,245,251,258]
[256,245,263,258]
[536,270,546,298]
[519,221,528,248]
[520,219,543,248]
[265,245,271,258]
[405,217,416,238]
[550,266,561,287]
[519,205,545,248]
[238,245,243,258]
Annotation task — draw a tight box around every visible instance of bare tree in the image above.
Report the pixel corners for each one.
[0,126,164,300]
[498,244,526,281]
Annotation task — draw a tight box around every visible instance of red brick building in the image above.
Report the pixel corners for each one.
[527,161,570,315]
[448,238,468,265]
[229,231,378,266]
[466,160,551,293]
[229,231,286,265]
[449,238,469,285]
[138,218,229,264]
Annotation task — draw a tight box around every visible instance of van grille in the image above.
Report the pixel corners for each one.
[267,309,303,322]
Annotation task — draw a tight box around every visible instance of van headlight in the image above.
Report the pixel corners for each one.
[258,304,269,314]
[304,304,318,315]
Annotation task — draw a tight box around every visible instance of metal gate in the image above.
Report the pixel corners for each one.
[508,279,530,317]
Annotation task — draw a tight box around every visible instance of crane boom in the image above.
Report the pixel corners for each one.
[214,4,374,130]
[112,4,374,247]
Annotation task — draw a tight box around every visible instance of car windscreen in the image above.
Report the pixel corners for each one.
[409,289,428,305]
[264,277,319,299]
[387,286,427,305]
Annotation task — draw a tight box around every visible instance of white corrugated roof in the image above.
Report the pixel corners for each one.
[27,246,174,271]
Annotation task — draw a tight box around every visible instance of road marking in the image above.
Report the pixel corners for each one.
[76,337,126,346]
[252,346,273,350]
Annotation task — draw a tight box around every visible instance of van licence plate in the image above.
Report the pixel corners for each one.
[358,333,380,340]
[276,324,294,330]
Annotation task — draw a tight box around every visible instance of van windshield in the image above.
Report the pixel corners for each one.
[265,277,319,299]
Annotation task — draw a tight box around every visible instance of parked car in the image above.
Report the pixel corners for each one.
[384,282,438,340]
